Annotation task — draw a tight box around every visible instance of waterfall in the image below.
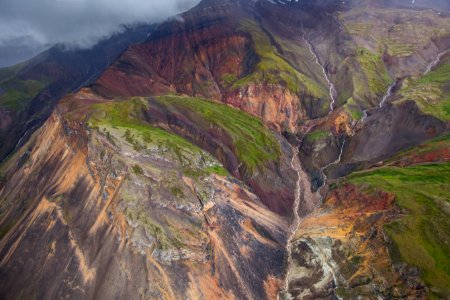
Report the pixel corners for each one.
[302,25,337,112]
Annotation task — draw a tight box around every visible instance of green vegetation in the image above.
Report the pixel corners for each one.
[169,186,184,198]
[89,98,227,177]
[204,165,228,176]
[125,207,184,250]
[154,95,281,171]
[131,164,144,175]
[0,62,25,82]
[305,130,329,142]
[395,56,450,121]
[0,79,49,111]
[355,47,391,96]
[234,20,326,98]
[221,73,238,87]
[347,163,450,297]
[388,134,450,164]
[349,107,363,120]
[339,8,450,117]
[344,22,374,36]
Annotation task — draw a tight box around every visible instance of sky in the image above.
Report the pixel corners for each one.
[0,0,200,67]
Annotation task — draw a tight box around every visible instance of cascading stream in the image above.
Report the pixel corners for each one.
[362,48,449,123]
[361,81,396,123]
[279,129,321,299]
[301,25,337,112]
[378,82,396,108]
[301,24,345,191]
[280,140,303,299]
[319,139,346,192]
[424,49,449,75]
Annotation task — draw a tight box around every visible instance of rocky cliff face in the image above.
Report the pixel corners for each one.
[0,96,289,299]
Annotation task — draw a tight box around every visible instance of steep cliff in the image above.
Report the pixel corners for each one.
[0,91,290,299]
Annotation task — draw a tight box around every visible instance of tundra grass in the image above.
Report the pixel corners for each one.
[347,163,450,297]
[305,130,329,142]
[234,20,326,98]
[154,95,281,171]
[355,47,391,96]
[88,98,227,177]
[395,56,450,121]
[0,79,48,111]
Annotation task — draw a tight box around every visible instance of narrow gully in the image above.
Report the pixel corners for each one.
[279,128,320,299]
[361,81,396,123]
[279,139,303,299]
[301,25,337,112]
[318,139,346,193]
[424,48,449,75]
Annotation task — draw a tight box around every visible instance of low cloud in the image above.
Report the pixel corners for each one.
[0,0,200,66]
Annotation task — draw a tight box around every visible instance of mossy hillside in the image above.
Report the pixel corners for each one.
[338,47,391,118]
[355,47,392,96]
[339,8,449,118]
[0,63,25,82]
[305,130,330,143]
[267,31,328,86]
[346,163,450,298]
[153,95,281,171]
[395,56,450,121]
[343,22,373,37]
[0,78,49,111]
[382,21,441,57]
[233,20,327,98]
[341,8,450,58]
[88,98,227,178]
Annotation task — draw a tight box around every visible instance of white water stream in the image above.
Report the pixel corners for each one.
[280,128,324,299]
[361,81,396,123]
[424,49,449,75]
[302,26,337,112]
[319,139,345,188]
[281,140,303,296]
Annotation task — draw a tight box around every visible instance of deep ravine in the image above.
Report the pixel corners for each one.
[279,129,321,299]
[280,140,302,299]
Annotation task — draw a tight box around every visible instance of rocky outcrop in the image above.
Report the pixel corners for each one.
[284,183,426,299]
[144,96,296,215]
[300,100,447,189]
[0,105,288,299]
[335,101,446,173]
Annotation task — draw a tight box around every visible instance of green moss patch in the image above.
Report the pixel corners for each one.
[153,95,281,171]
[305,130,329,142]
[88,98,227,178]
[0,79,49,111]
[355,47,391,96]
[234,20,326,98]
[347,163,450,297]
[395,56,450,121]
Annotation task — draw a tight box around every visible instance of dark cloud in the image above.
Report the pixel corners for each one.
[0,0,200,67]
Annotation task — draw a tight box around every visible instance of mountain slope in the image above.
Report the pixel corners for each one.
[0,0,449,299]
[0,24,155,162]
